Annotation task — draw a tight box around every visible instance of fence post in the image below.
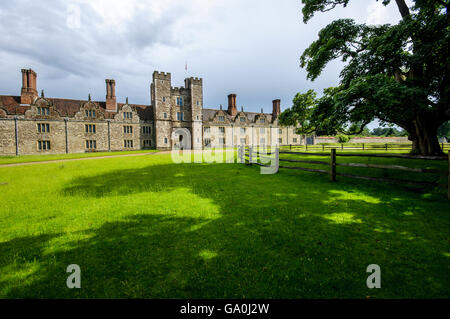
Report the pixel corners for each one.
[276,147,279,173]
[290,144,292,151]
[442,143,444,151]
[362,143,365,151]
[448,150,450,200]
[249,146,253,166]
[238,145,241,163]
[330,148,336,182]
[239,146,243,163]
[306,144,308,151]
[385,143,388,151]
[322,144,325,151]
[341,143,343,151]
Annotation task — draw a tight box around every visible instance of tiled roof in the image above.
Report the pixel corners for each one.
[0,95,153,121]
[0,95,27,115]
[202,108,274,123]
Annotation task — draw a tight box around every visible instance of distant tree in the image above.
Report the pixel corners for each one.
[437,121,450,140]
[371,126,408,136]
[280,0,450,155]
[336,134,351,143]
[361,127,371,137]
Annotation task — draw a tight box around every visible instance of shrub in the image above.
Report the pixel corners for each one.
[336,135,350,143]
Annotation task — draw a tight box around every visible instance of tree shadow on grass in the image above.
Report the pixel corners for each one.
[1,163,449,298]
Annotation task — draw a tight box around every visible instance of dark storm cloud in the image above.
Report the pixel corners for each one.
[0,0,406,111]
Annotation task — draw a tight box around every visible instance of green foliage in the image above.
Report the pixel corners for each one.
[336,134,350,143]
[371,126,408,137]
[278,89,318,134]
[288,0,450,155]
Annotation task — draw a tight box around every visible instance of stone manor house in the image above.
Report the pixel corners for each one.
[0,69,307,155]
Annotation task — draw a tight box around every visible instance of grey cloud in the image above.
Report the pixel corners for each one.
[0,0,405,110]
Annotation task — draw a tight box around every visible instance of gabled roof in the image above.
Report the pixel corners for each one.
[0,95,154,121]
[202,108,274,123]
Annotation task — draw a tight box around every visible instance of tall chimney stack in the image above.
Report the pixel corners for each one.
[20,69,38,104]
[228,93,237,116]
[272,99,281,118]
[105,79,117,111]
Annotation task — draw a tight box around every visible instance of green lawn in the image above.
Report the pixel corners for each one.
[0,152,448,298]
[0,150,159,165]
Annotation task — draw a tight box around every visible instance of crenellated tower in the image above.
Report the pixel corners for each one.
[185,77,203,150]
[151,71,172,150]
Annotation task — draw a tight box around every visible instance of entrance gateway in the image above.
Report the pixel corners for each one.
[171,128,191,150]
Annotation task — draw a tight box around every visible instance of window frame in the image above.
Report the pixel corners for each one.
[37,140,51,151]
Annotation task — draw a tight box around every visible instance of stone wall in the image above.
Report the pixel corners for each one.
[0,119,16,155]
[315,136,410,144]
[0,118,155,155]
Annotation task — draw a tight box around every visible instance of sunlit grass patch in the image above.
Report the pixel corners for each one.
[0,152,448,298]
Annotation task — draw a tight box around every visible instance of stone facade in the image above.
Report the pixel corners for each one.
[0,68,305,155]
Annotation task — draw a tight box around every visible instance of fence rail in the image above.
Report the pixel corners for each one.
[280,143,450,153]
[240,146,450,199]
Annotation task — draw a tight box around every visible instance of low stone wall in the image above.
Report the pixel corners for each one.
[315,136,410,144]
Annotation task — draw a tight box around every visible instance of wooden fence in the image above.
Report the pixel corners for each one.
[281,143,450,152]
[240,146,450,199]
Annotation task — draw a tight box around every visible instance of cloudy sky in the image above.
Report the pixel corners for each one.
[0,0,406,121]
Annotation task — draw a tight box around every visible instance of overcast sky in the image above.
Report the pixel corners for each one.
[0,0,407,124]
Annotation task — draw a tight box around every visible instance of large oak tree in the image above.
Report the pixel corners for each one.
[279,0,449,155]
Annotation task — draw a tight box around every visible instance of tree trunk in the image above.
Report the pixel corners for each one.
[395,0,410,18]
[409,117,444,156]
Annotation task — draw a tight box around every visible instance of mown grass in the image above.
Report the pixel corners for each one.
[273,151,449,187]
[0,152,448,298]
[0,150,159,165]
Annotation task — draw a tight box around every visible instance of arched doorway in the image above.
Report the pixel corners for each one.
[171,128,192,150]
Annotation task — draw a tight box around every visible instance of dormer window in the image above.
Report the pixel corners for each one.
[123,112,132,119]
[260,118,265,123]
[85,110,96,118]
[37,107,50,115]
[240,117,245,123]
[218,116,225,122]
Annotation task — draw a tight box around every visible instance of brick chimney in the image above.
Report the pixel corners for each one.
[228,93,237,116]
[20,69,38,104]
[105,79,116,111]
[272,99,281,118]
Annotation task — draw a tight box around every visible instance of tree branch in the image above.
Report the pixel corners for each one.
[395,0,410,19]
